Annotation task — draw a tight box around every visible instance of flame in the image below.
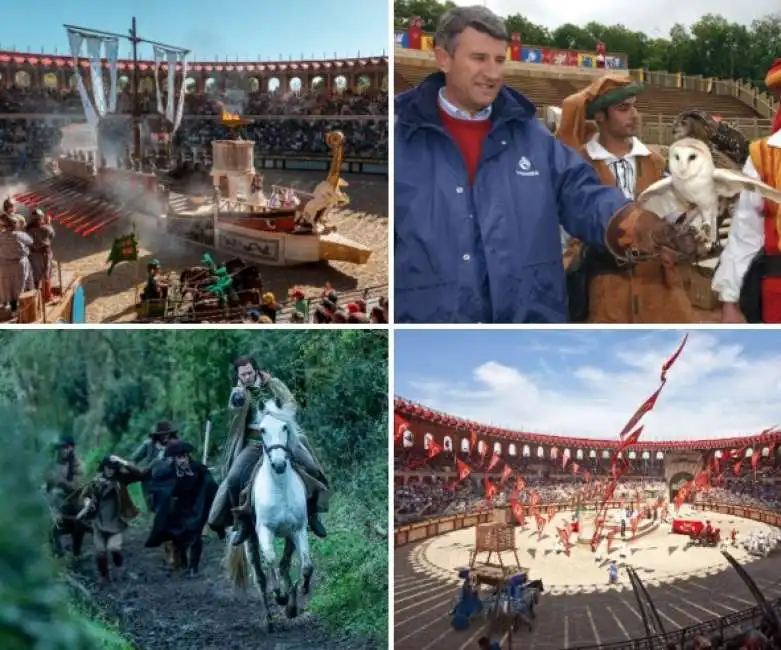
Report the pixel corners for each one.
[221,110,241,122]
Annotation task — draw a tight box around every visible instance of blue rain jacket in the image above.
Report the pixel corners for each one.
[395,73,631,323]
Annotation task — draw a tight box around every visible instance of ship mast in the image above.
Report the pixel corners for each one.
[63,19,189,165]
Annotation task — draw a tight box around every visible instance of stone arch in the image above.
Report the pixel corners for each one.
[550,447,558,459]
[42,72,58,89]
[669,471,694,501]
[267,77,280,92]
[576,449,584,460]
[247,77,260,92]
[334,74,347,92]
[289,76,302,93]
[14,70,31,88]
[589,449,596,458]
[443,436,453,452]
[536,446,544,458]
[460,438,470,453]
[508,443,517,456]
[356,74,371,91]
[184,76,197,93]
[140,77,155,93]
[493,441,502,454]
[522,444,531,457]
[311,75,324,90]
[423,433,433,450]
[402,429,414,448]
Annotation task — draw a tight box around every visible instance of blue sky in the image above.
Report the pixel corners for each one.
[456,1,778,39]
[395,330,781,441]
[0,0,388,61]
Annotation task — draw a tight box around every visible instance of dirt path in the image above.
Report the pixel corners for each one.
[73,524,375,650]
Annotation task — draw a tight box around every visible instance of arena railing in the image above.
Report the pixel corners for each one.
[572,598,780,650]
[394,500,781,546]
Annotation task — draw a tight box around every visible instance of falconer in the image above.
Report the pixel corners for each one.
[558,74,695,324]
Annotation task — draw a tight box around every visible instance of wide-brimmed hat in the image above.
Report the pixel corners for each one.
[98,455,122,471]
[58,435,76,448]
[149,421,178,438]
[164,440,195,458]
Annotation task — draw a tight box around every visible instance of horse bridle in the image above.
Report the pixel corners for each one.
[259,421,292,460]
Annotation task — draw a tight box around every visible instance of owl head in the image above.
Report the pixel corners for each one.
[668,137,714,181]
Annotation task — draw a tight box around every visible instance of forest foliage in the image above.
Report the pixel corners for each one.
[0,330,389,648]
[395,0,781,89]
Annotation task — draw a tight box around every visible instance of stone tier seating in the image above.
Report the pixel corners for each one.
[395,61,759,119]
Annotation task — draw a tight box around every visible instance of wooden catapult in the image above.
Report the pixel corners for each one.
[469,506,523,587]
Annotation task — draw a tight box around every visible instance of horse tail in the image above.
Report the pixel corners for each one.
[225,539,249,591]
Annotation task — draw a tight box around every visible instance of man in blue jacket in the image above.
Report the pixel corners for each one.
[395,5,696,323]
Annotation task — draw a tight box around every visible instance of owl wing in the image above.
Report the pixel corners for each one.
[637,177,689,217]
[712,168,781,203]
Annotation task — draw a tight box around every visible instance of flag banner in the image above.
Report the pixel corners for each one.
[106,233,138,275]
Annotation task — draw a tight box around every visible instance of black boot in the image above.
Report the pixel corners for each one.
[230,486,253,547]
[188,536,203,578]
[307,495,327,539]
[230,507,253,546]
[96,554,110,581]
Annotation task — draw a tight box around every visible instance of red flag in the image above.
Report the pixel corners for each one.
[456,459,471,482]
[509,499,525,526]
[733,460,743,475]
[583,470,591,483]
[618,425,644,451]
[751,449,762,470]
[500,465,512,484]
[660,334,688,382]
[562,449,570,469]
[483,477,497,500]
[694,470,710,491]
[394,413,409,445]
[572,462,580,475]
[427,439,443,459]
[619,385,664,438]
[479,442,488,463]
[470,429,477,451]
[486,452,501,472]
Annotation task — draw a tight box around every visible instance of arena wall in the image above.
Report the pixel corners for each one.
[394,501,781,548]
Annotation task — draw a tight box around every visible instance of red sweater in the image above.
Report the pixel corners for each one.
[438,107,492,183]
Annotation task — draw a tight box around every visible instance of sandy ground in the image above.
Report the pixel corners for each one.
[4,169,387,323]
[414,507,775,594]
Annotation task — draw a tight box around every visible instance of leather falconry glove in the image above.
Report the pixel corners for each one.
[604,204,704,262]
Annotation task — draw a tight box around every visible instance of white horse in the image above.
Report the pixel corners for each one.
[225,398,313,630]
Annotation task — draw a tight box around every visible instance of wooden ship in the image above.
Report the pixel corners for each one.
[166,110,372,266]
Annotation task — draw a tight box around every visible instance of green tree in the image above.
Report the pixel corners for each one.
[0,330,389,646]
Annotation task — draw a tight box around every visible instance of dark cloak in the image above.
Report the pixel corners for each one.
[144,460,218,548]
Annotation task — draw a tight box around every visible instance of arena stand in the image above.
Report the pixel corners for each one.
[395,43,776,145]
[0,52,388,177]
[394,396,781,649]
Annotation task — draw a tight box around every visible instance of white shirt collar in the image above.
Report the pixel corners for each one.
[585,134,651,161]
[768,130,781,148]
[437,87,492,121]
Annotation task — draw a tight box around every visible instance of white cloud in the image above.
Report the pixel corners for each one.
[455,0,779,37]
[405,333,781,441]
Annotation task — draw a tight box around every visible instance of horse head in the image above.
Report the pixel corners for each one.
[259,399,300,476]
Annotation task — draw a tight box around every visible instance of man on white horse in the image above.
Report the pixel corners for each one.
[208,356,329,545]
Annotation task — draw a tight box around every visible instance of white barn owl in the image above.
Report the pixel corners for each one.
[637,138,781,250]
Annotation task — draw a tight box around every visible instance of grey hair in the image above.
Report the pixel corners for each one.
[435,5,508,55]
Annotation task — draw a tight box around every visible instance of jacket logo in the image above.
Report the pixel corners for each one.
[516,156,539,177]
